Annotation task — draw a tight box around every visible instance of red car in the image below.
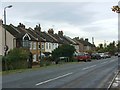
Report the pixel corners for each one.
[75,53,91,62]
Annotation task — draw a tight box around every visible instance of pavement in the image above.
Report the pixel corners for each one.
[111,71,120,88]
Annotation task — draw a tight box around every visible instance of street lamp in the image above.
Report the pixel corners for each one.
[111,5,120,13]
[4,5,12,56]
[111,5,120,72]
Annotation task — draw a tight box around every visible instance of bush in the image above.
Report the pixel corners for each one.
[40,57,53,67]
[2,48,29,71]
[52,44,75,63]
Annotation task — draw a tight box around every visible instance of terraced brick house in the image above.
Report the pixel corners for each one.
[48,29,79,52]
[48,29,69,46]
[73,37,96,52]
[73,37,84,52]
[63,36,79,53]
[34,27,59,56]
[0,20,95,62]
[0,20,17,56]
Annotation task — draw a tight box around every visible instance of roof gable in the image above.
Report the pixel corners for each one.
[23,33,31,40]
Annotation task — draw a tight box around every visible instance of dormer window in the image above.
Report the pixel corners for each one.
[22,33,31,48]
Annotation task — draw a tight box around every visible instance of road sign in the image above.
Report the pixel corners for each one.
[4,45,8,51]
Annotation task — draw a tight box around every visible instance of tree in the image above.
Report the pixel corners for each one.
[106,41,117,55]
[96,43,104,52]
[52,44,76,63]
[96,41,117,55]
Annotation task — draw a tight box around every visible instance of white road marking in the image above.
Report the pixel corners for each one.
[35,72,73,86]
[82,65,96,70]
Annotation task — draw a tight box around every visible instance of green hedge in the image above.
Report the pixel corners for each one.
[2,48,29,71]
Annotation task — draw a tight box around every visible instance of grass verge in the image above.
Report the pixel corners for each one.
[1,61,78,76]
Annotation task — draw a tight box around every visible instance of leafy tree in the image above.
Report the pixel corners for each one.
[96,41,117,55]
[52,44,75,63]
[96,43,104,52]
[106,41,117,55]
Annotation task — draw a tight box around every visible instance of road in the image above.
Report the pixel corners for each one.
[2,56,118,88]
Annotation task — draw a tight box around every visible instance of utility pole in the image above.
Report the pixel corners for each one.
[92,37,94,45]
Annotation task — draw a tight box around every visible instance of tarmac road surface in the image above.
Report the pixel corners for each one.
[2,56,118,88]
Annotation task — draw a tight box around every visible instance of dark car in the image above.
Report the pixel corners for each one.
[91,53,101,60]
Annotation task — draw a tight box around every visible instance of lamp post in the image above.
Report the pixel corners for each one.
[4,5,12,56]
[112,5,120,72]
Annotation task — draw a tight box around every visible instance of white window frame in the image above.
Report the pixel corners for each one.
[46,42,48,49]
[38,42,40,49]
[33,42,36,50]
[49,43,51,49]
[42,43,44,49]
[52,43,54,49]
[30,42,32,50]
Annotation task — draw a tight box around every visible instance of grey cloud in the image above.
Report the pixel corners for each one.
[2,2,118,45]
[3,2,97,25]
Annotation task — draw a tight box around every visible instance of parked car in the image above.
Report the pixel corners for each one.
[98,53,106,59]
[104,53,111,58]
[115,52,118,56]
[91,53,101,60]
[118,53,120,57]
[85,53,92,61]
[75,53,91,62]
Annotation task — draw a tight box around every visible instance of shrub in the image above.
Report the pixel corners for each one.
[40,57,53,67]
[52,44,75,63]
[2,48,29,71]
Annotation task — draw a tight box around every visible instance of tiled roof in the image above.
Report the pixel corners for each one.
[58,35,72,44]
[79,39,95,47]
[73,38,95,47]
[3,24,96,48]
[26,28,46,42]
[64,36,79,45]
[4,24,38,41]
[49,33,70,44]
[3,24,21,38]
[17,27,38,41]
[34,30,58,43]
[72,39,83,45]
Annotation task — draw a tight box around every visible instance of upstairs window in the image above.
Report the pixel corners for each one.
[22,33,31,48]
[33,42,36,50]
[23,36,30,48]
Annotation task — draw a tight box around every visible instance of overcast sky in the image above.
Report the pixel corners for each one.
[1,0,119,46]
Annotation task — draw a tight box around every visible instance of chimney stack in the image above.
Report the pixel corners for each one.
[34,24,41,32]
[48,28,54,34]
[92,37,94,45]
[85,38,88,42]
[58,31,63,36]
[18,23,25,29]
[74,37,79,40]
